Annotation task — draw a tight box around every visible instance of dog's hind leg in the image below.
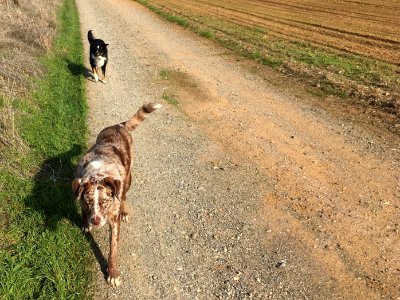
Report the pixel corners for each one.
[120,187,129,222]
[120,174,131,222]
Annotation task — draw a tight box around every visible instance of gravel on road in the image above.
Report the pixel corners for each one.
[76,0,400,299]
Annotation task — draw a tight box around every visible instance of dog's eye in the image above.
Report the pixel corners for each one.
[81,199,91,209]
[99,198,109,208]
[83,195,92,203]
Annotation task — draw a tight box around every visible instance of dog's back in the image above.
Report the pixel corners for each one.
[75,102,162,181]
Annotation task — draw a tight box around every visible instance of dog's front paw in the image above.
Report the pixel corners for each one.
[82,225,92,232]
[121,213,129,222]
[93,74,99,82]
[107,274,121,287]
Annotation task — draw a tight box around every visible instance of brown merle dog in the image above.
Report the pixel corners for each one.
[72,103,161,287]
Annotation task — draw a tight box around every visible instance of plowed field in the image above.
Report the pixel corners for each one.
[139,0,400,129]
[146,0,400,63]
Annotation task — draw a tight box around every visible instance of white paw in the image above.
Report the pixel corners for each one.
[82,225,92,232]
[121,214,129,222]
[107,275,121,287]
[94,73,98,81]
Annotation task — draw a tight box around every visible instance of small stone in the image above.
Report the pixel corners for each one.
[189,232,198,240]
[276,260,287,268]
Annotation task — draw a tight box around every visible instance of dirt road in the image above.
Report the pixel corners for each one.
[76,0,400,299]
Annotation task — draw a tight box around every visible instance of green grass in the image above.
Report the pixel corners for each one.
[159,69,172,80]
[198,30,214,39]
[0,0,93,299]
[284,44,393,86]
[136,0,188,28]
[162,93,179,105]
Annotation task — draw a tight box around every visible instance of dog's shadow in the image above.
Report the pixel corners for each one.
[66,59,94,81]
[24,144,108,278]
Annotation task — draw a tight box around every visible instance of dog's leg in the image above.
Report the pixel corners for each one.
[92,66,99,82]
[120,175,131,222]
[107,216,121,287]
[100,64,107,84]
[81,210,92,232]
[120,193,129,222]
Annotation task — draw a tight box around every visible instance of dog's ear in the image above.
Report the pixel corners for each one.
[103,177,121,200]
[72,178,84,201]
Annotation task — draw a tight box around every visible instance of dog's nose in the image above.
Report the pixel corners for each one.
[91,216,101,226]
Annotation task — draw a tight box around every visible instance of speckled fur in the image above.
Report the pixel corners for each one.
[72,103,161,287]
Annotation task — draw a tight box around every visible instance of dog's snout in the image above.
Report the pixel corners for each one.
[91,215,102,226]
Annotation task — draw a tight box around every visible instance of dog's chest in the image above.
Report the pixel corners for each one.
[91,54,107,67]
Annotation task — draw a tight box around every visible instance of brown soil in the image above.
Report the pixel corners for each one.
[142,0,400,130]
[77,0,400,299]
[149,0,400,63]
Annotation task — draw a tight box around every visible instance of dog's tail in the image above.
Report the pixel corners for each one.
[123,103,162,131]
[88,30,95,43]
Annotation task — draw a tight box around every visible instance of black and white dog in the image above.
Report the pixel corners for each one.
[88,30,108,83]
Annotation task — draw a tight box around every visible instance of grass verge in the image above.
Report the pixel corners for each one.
[136,0,188,28]
[0,0,93,299]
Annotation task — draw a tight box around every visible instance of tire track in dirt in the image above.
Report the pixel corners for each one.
[76,0,400,299]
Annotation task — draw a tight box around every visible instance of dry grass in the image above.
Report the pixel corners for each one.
[0,0,61,152]
[0,97,27,154]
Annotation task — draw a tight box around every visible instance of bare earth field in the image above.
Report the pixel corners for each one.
[144,0,400,63]
[76,0,399,299]
[139,0,400,127]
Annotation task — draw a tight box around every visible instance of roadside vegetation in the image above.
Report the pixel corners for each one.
[0,0,92,299]
[136,0,400,130]
[162,93,179,106]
